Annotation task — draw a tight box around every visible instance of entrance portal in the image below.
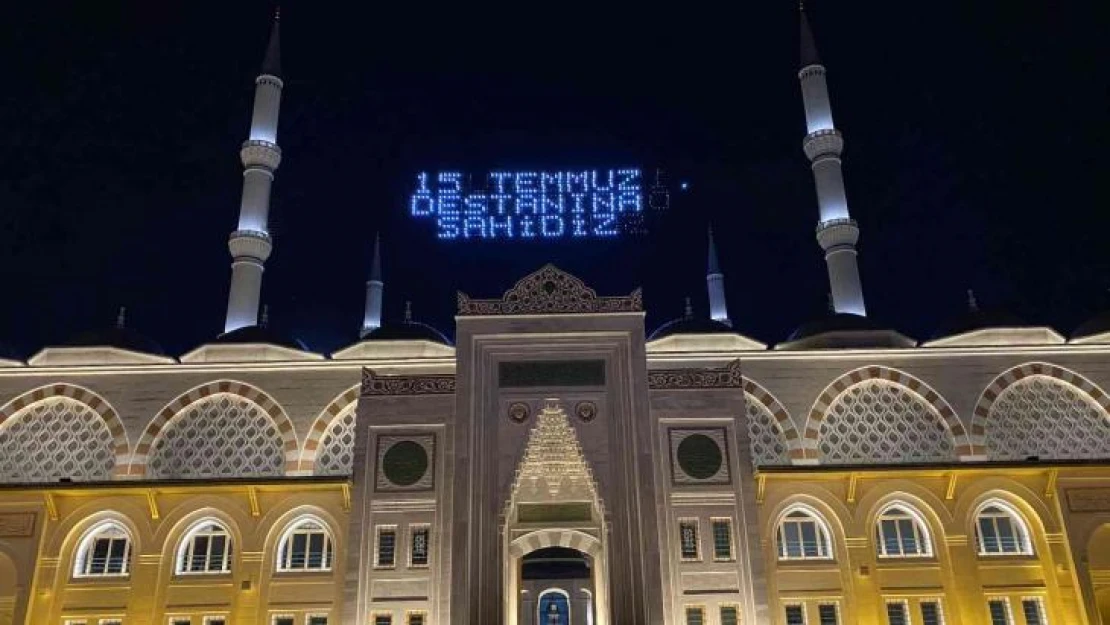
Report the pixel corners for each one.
[502,401,610,625]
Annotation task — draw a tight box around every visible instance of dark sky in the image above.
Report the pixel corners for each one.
[1,1,1107,356]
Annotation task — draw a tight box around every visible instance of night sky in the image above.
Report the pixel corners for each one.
[1,1,1107,356]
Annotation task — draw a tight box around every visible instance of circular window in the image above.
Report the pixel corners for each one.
[382,440,429,486]
[676,434,723,480]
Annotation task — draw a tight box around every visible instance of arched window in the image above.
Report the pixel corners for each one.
[975,501,1033,555]
[776,506,832,560]
[276,517,334,572]
[875,504,932,557]
[537,588,571,625]
[74,521,132,577]
[177,520,233,574]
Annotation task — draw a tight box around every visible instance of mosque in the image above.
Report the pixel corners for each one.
[1,8,1109,625]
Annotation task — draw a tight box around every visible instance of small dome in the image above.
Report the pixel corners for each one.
[930,309,1026,341]
[778,312,915,350]
[214,325,309,351]
[649,317,736,341]
[364,321,452,345]
[1072,308,1110,341]
[787,312,888,342]
[66,326,166,356]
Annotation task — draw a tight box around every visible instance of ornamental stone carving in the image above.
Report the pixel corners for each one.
[746,394,790,466]
[0,512,35,537]
[574,401,597,423]
[508,402,531,423]
[0,398,115,483]
[314,408,356,476]
[648,359,742,390]
[986,375,1110,461]
[457,264,642,316]
[361,368,456,396]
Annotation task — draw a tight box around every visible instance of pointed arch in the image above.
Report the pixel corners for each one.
[128,379,297,476]
[802,366,969,461]
[298,384,360,474]
[971,362,1110,459]
[0,383,129,478]
[743,376,801,463]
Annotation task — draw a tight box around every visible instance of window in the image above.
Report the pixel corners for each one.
[711,518,734,561]
[684,606,705,625]
[306,616,329,625]
[720,605,739,625]
[272,617,294,625]
[785,604,807,625]
[976,502,1033,555]
[818,603,839,625]
[679,519,700,560]
[885,601,909,625]
[100,621,123,625]
[376,526,397,567]
[74,521,132,577]
[1021,598,1047,625]
[920,600,944,625]
[276,517,333,572]
[374,616,392,625]
[410,525,430,567]
[178,521,233,574]
[988,599,1013,625]
[407,613,426,625]
[776,508,832,560]
[204,619,226,625]
[170,620,190,625]
[876,505,931,557]
[64,621,88,625]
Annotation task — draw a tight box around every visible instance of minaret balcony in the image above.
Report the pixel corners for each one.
[240,140,282,170]
[803,129,844,160]
[228,229,273,262]
[816,218,860,250]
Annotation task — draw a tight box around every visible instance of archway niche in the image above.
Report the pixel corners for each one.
[1088,523,1110,623]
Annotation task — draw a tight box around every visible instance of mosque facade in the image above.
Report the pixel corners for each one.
[1,9,1109,625]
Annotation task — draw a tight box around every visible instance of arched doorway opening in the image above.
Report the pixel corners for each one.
[522,548,594,625]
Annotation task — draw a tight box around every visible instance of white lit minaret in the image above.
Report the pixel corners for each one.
[706,226,731,326]
[224,11,283,332]
[360,234,384,337]
[799,5,867,316]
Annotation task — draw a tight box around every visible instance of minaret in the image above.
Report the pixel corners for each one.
[706,226,731,326]
[224,10,284,333]
[799,5,867,316]
[360,234,384,338]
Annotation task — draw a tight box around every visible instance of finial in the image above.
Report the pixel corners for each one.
[404,301,413,323]
[116,307,127,329]
[274,6,281,21]
[261,304,270,327]
[684,297,693,319]
[967,289,979,312]
[799,0,804,11]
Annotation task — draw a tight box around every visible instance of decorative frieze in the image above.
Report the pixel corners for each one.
[361,368,456,396]
[648,359,742,390]
[1066,488,1110,512]
[0,512,36,537]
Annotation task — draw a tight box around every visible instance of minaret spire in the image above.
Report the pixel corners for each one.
[706,226,731,326]
[224,10,285,333]
[360,234,384,338]
[798,4,867,316]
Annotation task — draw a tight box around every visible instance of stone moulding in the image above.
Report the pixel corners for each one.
[361,368,456,396]
[648,359,743,390]
[457,263,642,316]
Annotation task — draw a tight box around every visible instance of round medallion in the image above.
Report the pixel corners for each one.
[575,401,597,422]
[508,402,531,423]
[382,440,429,486]
[676,434,723,480]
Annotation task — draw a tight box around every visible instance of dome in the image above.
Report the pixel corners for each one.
[363,320,452,345]
[649,316,736,341]
[1072,310,1110,342]
[778,313,915,350]
[214,325,309,351]
[929,309,1026,341]
[66,326,166,356]
[787,312,889,341]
